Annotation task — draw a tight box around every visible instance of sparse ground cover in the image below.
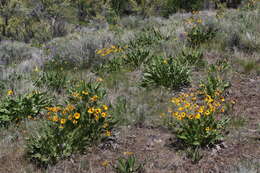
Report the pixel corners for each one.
[0,1,259,173]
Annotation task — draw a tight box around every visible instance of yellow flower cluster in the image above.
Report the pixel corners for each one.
[96,45,124,56]
[72,90,89,100]
[46,104,80,128]
[87,104,109,121]
[71,90,99,103]
[170,89,226,121]
[185,16,203,26]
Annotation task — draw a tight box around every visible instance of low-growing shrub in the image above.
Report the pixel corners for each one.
[26,81,115,167]
[141,56,190,90]
[165,89,230,148]
[0,90,52,127]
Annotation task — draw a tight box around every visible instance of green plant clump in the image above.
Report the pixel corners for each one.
[0,91,53,128]
[26,81,115,167]
[141,56,191,90]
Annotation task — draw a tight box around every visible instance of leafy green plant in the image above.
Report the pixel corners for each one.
[0,91,53,127]
[177,47,205,69]
[199,61,230,98]
[129,27,164,49]
[112,154,144,173]
[166,89,230,148]
[141,56,190,90]
[123,47,150,69]
[186,147,203,163]
[33,70,67,92]
[95,56,124,74]
[162,0,204,16]
[185,16,218,47]
[26,80,115,167]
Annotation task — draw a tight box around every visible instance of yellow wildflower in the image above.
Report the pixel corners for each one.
[101,160,109,167]
[74,112,80,119]
[53,115,59,122]
[7,90,14,96]
[178,107,184,111]
[188,114,194,120]
[102,105,108,111]
[123,151,134,156]
[198,106,204,113]
[101,112,108,118]
[82,91,89,95]
[195,113,201,119]
[60,118,66,124]
[172,112,179,117]
[73,120,78,124]
[66,104,75,111]
[90,95,99,102]
[62,110,67,115]
[205,127,210,131]
[177,115,182,120]
[205,110,211,116]
[88,107,95,114]
[96,49,104,55]
[105,130,111,137]
[181,112,186,118]
[95,108,102,114]
[95,114,99,121]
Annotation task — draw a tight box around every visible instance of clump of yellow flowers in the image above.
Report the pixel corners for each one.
[46,81,114,137]
[165,88,230,147]
[96,45,124,56]
[46,103,111,136]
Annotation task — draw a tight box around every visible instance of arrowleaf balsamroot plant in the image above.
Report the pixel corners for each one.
[26,81,115,167]
[164,88,230,148]
[0,90,53,128]
[141,56,191,90]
